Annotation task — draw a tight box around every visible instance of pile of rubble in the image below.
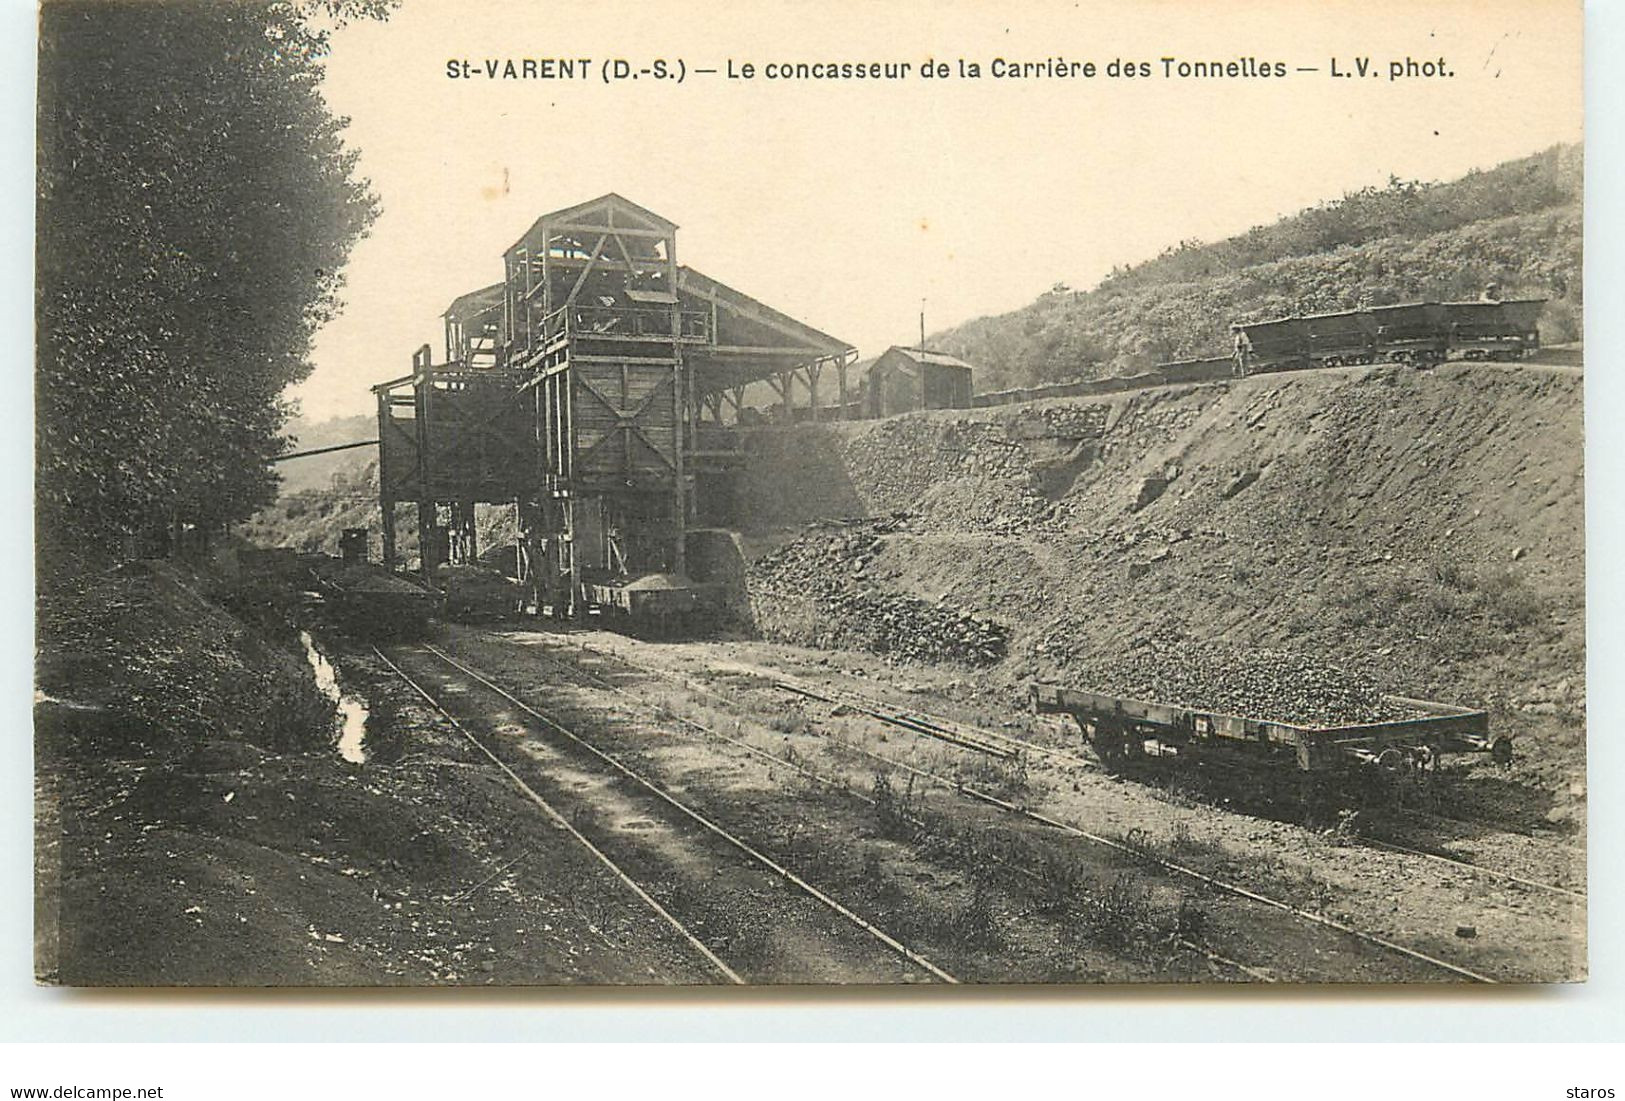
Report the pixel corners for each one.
[1050,637,1403,726]
[840,417,1029,514]
[747,520,1007,666]
[837,412,1107,533]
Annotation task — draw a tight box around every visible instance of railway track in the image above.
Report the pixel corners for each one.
[559,635,1583,902]
[748,657,1586,905]
[801,679,1585,903]
[1358,833,1585,902]
[566,636,1097,769]
[375,641,959,985]
[457,629,1521,984]
[459,632,1274,981]
[370,645,743,984]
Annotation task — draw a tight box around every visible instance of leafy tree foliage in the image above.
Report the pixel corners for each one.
[37,0,390,550]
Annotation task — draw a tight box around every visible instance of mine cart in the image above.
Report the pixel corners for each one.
[1302,309,1378,365]
[1232,316,1311,374]
[1444,298,1546,360]
[310,558,440,639]
[1031,683,1509,790]
[1366,302,1452,364]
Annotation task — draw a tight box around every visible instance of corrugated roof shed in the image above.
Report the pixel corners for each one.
[880,346,974,374]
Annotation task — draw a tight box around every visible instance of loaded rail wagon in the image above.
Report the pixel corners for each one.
[1304,309,1377,366]
[1365,302,1451,364]
[308,557,439,639]
[1031,683,1509,789]
[1232,297,1547,375]
[1445,298,1546,360]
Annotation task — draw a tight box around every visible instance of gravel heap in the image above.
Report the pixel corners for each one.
[747,520,1007,666]
[842,417,1027,513]
[1053,638,1403,727]
[835,407,1113,531]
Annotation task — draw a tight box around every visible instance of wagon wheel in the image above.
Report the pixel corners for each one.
[1299,773,1336,826]
[1091,719,1127,769]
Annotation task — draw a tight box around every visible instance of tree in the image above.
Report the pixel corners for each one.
[36,0,391,553]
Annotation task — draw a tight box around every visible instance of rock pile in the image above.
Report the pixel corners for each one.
[841,417,1026,513]
[832,403,1115,532]
[747,520,1007,666]
[1051,638,1403,726]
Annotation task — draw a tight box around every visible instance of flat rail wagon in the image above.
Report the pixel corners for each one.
[1030,683,1509,788]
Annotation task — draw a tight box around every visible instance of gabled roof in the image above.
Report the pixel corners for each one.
[443,282,504,321]
[510,193,677,253]
[678,266,853,356]
[875,346,974,374]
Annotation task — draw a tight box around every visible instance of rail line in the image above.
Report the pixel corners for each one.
[785,672,1582,905]
[369,645,743,984]
[559,637,1581,900]
[565,636,1098,770]
[755,657,1585,905]
[814,730,1501,984]
[1359,833,1585,901]
[447,633,1274,983]
[493,631,1502,983]
[409,641,961,984]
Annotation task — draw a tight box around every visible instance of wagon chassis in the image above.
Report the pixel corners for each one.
[1031,683,1509,802]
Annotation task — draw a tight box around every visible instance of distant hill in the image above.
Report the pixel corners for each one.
[273,413,377,496]
[932,144,1582,393]
[243,458,517,566]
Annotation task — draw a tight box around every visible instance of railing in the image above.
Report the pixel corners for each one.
[536,304,710,347]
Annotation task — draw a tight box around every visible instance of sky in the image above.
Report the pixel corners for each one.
[292,0,1583,423]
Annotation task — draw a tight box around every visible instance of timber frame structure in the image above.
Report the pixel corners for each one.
[374,193,856,614]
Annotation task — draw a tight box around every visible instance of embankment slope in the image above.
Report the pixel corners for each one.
[741,362,1583,813]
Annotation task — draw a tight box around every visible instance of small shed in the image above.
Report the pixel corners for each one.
[866,346,974,417]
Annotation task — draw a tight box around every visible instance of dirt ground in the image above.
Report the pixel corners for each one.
[450,622,1582,984]
[35,566,716,986]
[740,361,1586,831]
[35,359,1585,987]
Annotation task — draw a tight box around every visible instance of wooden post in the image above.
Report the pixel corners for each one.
[417,501,439,574]
[381,499,396,569]
[807,360,822,422]
[377,391,396,568]
[669,226,687,578]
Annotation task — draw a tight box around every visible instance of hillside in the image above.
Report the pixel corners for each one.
[274,414,378,496]
[932,145,1582,392]
[740,360,1584,822]
[243,460,516,566]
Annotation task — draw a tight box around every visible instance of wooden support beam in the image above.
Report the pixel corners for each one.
[545,222,671,240]
[571,354,680,365]
[807,359,823,422]
[563,234,609,308]
[702,344,831,358]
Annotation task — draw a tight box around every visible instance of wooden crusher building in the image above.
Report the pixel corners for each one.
[374,194,856,619]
